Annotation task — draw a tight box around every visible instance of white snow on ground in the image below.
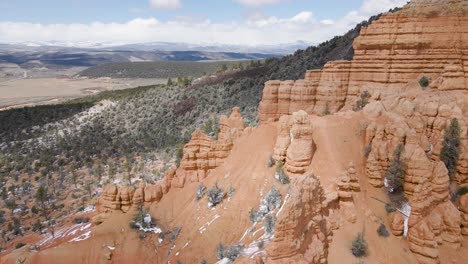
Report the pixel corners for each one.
[108,246,115,251]
[77,205,95,214]
[199,214,220,234]
[401,202,411,237]
[70,231,91,242]
[38,223,92,246]
[275,192,290,217]
[181,241,191,249]
[215,258,231,264]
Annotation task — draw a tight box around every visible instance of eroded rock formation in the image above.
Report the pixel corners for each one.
[273,110,314,174]
[180,107,245,181]
[268,174,332,263]
[259,0,467,123]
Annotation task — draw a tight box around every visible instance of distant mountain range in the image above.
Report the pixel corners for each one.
[0,41,311,73]
[1,40,311,54]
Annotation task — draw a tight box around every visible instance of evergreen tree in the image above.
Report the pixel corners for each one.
[440,118,461,179]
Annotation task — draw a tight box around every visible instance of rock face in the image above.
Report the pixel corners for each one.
[258,0,468,123]
[97,184,135,213]
[268,174,332,263]
[337,163,361,202]
[273,111,314,174]
[363,91,466,262]
[460,194,468,235]
[180,107,245,182]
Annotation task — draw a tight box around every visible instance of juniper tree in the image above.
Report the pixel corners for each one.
[440,118,461,179]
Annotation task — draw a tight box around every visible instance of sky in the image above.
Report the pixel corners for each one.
[0,0,408,46]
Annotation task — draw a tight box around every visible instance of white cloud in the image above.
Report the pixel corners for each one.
[235,0,287,8]
[149,0,182,10]
[0,0,408,47]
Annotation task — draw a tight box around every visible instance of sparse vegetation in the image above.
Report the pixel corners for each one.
[364,145,372,159]
[207,183,225,207]
[419,76,430,88]
[385,204,397,213]
[353,91,371,111]
[267,156,275,168]
[323,101,331,115]
[227,184,235,198]
[169,227,181,244]
[377,223,390,237]
[351,232,368,257]
[275,162,290,184]
[216,243,244,261]
[385,144,406,194]
[196,183,207,200]
[73,217,90,224]
[15,242,26,249]
[440,118,461,179]
[264,215,276,235]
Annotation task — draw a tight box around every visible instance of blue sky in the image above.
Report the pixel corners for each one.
[0,0,408,46]
[0,0,360,23]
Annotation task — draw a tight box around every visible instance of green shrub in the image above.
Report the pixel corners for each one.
[353,91,371,111]
[419,76,430,88]
[216,243,243,261]
[351,232,367,257]
[73,217,90,224]
[377,223,390,237]
[385,204,397,213]
[15,243,26,249]
[323,101,331,115]
[385,144,406,194]
[440,118,461,179]
[195,183,206,200]
[267,156,275,168]
[264,215,276,235]
[207,183,225,207]
[275,162,290,184]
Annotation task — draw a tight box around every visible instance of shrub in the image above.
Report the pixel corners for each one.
[275,162,290,184]
[264,215,276,235]
[451,187,468,202]
[353,91,371,111]
[207,183,225,207]
[15,243,26,249]
[249,208,258,223]
[258,240,264,249]
[169,226,181,244]
[323,101,331,115]
[73,217,90,224]
[267,156,275,168]
[377,223,390,237]
[216,243,224,260]
[419,76,430,88]
[351,232,367,257]
[385,204,397,213]
[139,232,147,240]
[364,145,372,159]
[265,186,282,211]
[227,184,235,198]
[385,144,406,194]
[217,243,243,261]
[200,258,208,264]
[440,118,461,179]
[195,183,206,200]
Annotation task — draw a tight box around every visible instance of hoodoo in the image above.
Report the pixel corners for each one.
[1,1,467,264]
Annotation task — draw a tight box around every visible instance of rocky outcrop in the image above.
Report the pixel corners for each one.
[460,194,468,236]
[180,107,245,182]
[272,111,314,175]
[97,185,135,213]
[259,1,468,123]
[268,174,332,263]
[362,91,466,262]
[337,163,361,202]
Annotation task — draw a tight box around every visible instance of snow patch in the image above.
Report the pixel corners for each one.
[401,202,411,237]
[70,230,91,242]
[199,214,220,234]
